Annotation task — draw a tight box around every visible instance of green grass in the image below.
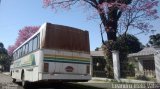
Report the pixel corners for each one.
[126,77,136,79]
[92,79,107,82]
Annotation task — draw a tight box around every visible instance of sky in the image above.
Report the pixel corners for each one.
[0,0,160,51]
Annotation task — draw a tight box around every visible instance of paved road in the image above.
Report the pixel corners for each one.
[1,73,159,89]
[0,73,103,89]
[0,73,74,89]
[0,73,12,83]
[0,73,21,89]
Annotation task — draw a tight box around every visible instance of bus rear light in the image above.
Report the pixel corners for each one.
[44,63,49,72]
[86,65,90,74]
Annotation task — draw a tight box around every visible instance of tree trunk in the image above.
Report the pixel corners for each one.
[106,7,118,41]
[99,7,119,78]
[99,8,118,41]
[106,23,117,41]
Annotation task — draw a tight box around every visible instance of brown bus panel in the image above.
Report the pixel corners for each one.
[42,23,90,53]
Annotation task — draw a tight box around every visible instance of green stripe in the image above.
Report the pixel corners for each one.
[44,57,90,62]
[44,60,90,64]
[45,55,90,60]
[44,58,90,64]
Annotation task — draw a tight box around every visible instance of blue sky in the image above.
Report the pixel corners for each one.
[0,0,160,51]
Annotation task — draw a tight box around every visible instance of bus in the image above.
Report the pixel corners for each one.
[10,23,91,87]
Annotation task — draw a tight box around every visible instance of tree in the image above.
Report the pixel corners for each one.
[43,0,159,41]
[7,26,39,56]
[102,34,142,77]
[43,0,159,78]
[0,42,10,71]
[118,0,159,35]
[148,33,160,47]
[95,47,100,51]
[116,34,143,53]
[0,42,7,54]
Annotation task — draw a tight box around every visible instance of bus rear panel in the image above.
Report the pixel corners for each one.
[39,49,91,82]
[39,23,91,82]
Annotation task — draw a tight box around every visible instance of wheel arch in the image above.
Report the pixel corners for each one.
[21,69,24,80]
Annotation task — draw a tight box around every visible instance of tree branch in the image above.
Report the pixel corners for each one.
[117,11,122,20]
[51,0,78,4]
[100,22,106,45]
[83,0,98,8]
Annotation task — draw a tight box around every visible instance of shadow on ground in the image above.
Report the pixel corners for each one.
[15,82,103,89]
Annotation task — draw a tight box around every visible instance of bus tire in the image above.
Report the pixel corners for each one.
[11,71,16,83]
[12,78,16,83]
[10,72,12,76]
[21,72,28,87]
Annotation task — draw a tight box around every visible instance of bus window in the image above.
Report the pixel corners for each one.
[13,52,15,60]
[33,36,38,50]
[22,45,25,56]
[14,51,17,60]
[15,52,17,60]
[37,34,40,49]
[25,43,29,54]
[17,50,19,59]
[29,40,33,52]
[20,47,23,57]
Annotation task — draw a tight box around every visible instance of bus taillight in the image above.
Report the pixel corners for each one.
[44,63,49,72]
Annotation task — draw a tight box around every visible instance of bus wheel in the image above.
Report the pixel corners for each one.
[21,73,28,87]
[10,72,12,76]
[12,78,16,83]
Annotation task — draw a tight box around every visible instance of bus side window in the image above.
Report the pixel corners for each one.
[29,40,33,53]
[25,43,29,54]
[17,50,19,59]
[20,47,22,58]
[14,51,17,60]
[14,52,16,60]
[15,51,17,60]
[13,52,15,60]
[22,45,25,56]
[37,34,40,49]
[33,36,38,51]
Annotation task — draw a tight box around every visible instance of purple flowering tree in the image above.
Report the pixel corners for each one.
[43,0,159,41]
[119,0,159,35]
[7,26,39,56]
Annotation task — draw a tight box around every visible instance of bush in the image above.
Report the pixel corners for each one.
[135,75,150,81]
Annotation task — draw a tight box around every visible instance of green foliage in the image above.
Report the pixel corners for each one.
[102,34,142,78]
[135,75,150,81]
[117,34,142,53]
[95,47,100,51]
[0,42,7,54]
[0,42,11,72]
[102,41,114,78]
[0,42,4,48]
[148,33,160,47]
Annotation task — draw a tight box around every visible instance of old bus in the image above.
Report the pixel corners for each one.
[10,23,91,87]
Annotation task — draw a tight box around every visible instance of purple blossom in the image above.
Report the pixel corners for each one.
[7,26,39,56]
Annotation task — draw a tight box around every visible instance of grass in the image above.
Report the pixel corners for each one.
[126,77,136,79]
[92,79,107,82]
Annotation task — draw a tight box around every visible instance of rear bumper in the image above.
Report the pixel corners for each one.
[39,73,91,82]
